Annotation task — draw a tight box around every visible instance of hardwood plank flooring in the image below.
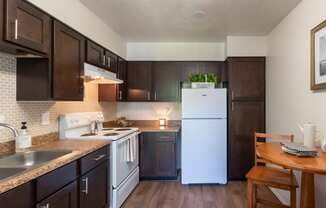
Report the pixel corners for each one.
[123,181,280,208]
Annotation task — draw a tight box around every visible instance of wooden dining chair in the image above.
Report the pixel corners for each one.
[246,133,298,208]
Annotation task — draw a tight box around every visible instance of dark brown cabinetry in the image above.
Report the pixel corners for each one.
[227,57,266,180]
[105,50,118,73]
[80,162,107,208]
[152,62,181,101]
[127,62,152,101]
[3,0,50,54]
[86,40,105,68]
[0,182,35,208]
[116,57,127,101]
[140,132,177,179]
[52,20,85,101]
[37,181,77,208]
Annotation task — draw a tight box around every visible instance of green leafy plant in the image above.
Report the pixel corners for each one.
[188,73,219,85]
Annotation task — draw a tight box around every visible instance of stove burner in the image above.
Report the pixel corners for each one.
[81,133,97,137]
[102,128,114,131]
[104,133,119,136]
[115,128,132,131]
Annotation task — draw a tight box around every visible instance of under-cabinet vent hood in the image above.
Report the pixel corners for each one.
[82,63,123,84]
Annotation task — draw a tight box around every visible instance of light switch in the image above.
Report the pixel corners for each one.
[41,112,50,125]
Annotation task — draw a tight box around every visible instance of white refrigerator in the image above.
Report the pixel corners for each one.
[181,88,227,184]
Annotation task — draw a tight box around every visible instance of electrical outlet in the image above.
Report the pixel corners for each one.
[0,114,5,123]
[41,112,50,125]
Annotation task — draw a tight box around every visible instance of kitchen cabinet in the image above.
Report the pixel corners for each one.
[140,132,177,179]
[116,57,127,101]
[152,62,181,101]
[3,0,50,54]
[127,62,152,101]
[0,182,35,208]
[36,181,77,208]
[80,162,107,208]
[228,57,265,101]
[52,20,85,101]
[227,57,266,180]
[86,40,106,68]
[105,50,118,73]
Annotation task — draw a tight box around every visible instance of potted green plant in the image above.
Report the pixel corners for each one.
[188,73,219,88]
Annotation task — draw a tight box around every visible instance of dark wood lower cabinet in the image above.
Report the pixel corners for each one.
[0,182,35,208]
[36,181,77,208]
[80,162,107,208]
[228,101,265,180]
[140,132,177,179]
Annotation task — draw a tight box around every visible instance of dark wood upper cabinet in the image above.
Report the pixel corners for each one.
[36,181,77,208]
[152,62,181,101]
[86,40,105,68]
[0,182,35,208]
[116,57,127,101]
[80,162,107,208]
[228,57,265,101]
[140,132,177,179]
[228,101,265,179]
[127,61,152,101]
[105,50,118,73]
[52,20,85,101]
[4,0,50,54]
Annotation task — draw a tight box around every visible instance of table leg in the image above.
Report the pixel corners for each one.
[300,172,315,208]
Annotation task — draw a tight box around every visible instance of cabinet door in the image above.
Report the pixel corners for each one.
[0,182,34,208]
[180,62,225,82]
[116,57,127,101]
[37,181,77,208]
[152,62,181,101]
[228,57,265,101]
[80,162,107,208]
[52,21,85,101]
[4,0,50,54]
[86,40,105,67]
[140,133,177,179]
[228,101,265,179]
[127,62,152,101]
[105,50,118,73]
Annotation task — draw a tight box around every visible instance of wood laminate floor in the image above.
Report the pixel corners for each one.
[123,181,280,208]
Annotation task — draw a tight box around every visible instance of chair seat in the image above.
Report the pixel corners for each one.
[246,166,298,190]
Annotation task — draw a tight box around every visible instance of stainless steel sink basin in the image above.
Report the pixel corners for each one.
[0,149,72,180]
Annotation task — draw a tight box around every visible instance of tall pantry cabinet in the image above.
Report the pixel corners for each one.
[227,57,266,180]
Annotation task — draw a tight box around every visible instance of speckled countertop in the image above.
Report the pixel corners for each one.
[137,126,181,133]
[0,139,111,194]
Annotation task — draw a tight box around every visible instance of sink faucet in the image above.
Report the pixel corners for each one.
[0,123,19,138]
[90,120,102,135]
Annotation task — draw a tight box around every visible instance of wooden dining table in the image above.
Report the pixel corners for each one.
[256,143,326,208]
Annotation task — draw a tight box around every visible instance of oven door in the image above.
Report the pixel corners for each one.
[112,132,139,188]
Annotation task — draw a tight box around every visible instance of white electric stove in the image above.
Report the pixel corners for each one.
[59,112,140,208]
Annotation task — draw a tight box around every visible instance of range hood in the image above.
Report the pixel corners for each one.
[82,63,123,84]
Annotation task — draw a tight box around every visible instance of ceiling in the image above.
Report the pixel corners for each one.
[80,0,301,42]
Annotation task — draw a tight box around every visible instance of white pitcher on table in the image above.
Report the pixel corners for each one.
[298,122,316,148]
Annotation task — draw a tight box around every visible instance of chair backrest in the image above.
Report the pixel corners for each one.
[254,132,294,166]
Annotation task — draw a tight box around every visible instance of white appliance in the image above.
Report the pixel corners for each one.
[83,63,123,84]
[59,112,139,208]
[181,89,227,185]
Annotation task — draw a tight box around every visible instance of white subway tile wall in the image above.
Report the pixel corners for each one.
[0,52,116,142]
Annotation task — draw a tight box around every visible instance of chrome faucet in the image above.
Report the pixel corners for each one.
[0,123,19,138]
[90,120,102,135]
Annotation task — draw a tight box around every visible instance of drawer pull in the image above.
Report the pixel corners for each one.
[94,154,106,161]
[40,203,50,208]
[14,19,18,40]
[82,177,88,195]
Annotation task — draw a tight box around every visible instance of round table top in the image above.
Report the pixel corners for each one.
[256,143,326,175]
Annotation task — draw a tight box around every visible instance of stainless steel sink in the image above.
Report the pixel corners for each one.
[0,150,72,180]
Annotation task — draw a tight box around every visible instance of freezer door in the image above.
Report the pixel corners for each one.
[181,119,227,184]
[182,89,227,119]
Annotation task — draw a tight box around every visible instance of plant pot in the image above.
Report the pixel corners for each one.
[191,82,215,89]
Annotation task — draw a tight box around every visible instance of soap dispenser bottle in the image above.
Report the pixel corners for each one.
[16,122,32,151]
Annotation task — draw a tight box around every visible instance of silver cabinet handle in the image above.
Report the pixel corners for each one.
[14,19,18,40]
[231,102,234,111]
[154,91,157,101]
[93,154,106,161]
[231,91,234,100]
[107,56,111,68]
[119,91,122,100]
[147,91,150,100]
[40,203,49,208]
[102,55,106,66]
[82,177,88,195]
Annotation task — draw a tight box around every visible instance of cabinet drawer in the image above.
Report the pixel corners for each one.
[0,182,34,208]
[36,161,77,201]
[80,146,108,175]
[154,132,176,142]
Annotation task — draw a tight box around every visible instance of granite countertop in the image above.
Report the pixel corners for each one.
[0,139,111,194]
[137,126,181,133]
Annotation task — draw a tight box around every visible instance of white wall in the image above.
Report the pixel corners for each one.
[226,36,267,57]
[266,0,326,207]
[117,102,181,120]
[28,0,127,58]
[127,42,225,61]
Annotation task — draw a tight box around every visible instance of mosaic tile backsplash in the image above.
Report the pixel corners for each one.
[0,52,116,142]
